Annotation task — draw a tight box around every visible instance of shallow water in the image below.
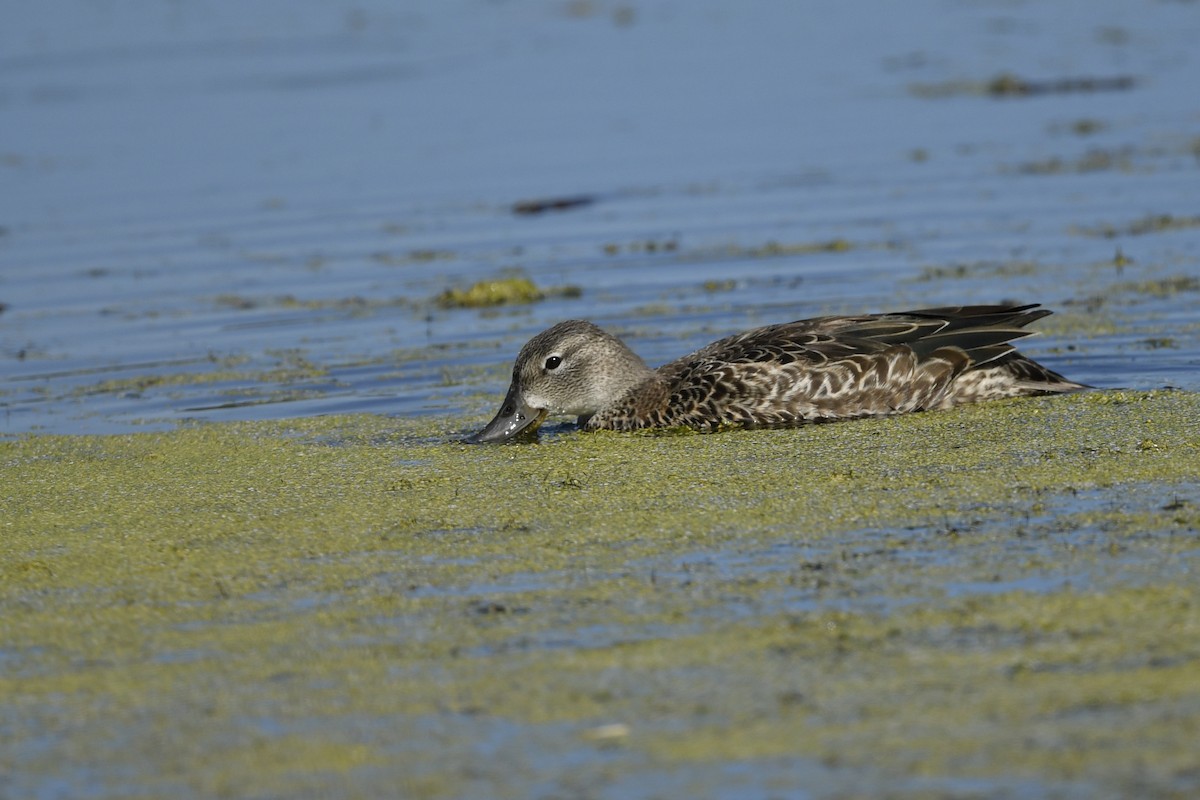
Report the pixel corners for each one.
[2,0,1199,436]
[3,2,1200,799]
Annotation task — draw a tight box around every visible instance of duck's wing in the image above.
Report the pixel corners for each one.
[792,304,1054,364]
[655,305,1064,429]
[661,304,1047,376]
[864,305,1088,396]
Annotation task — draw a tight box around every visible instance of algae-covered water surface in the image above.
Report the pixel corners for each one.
[4,0,1200,797]
[3,392,1200,798]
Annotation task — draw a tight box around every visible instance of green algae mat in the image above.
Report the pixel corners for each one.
[3,390,1200,798]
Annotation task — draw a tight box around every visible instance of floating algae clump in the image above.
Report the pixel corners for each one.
[436,277,545,308]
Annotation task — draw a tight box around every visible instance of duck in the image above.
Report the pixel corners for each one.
[464,304,1086,443]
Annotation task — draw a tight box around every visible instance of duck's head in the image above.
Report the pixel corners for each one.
[464,320,653,444]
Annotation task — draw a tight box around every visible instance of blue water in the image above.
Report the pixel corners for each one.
[2,0,1199,435]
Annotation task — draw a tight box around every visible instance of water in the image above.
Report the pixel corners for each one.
[3,4,1200,798]
[2,0,1198,436]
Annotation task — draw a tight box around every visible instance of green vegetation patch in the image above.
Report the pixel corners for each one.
[1113,274,1200,298]
[1012,147,1134,175]
[746,238,853,257]
[1078,212,1200,239]
[2,390,1199,796]
[913,260,1041,282]
[435,276,582,309]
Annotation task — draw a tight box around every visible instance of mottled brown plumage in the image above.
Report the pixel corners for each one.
[464,304,1086,443]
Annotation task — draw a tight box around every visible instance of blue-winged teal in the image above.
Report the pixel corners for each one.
[465,304,1085,443]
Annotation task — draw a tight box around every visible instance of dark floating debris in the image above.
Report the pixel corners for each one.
[470,600,527,615]
[911,72,1136,99]
[512,195,596,215]
[986,72,1136,97]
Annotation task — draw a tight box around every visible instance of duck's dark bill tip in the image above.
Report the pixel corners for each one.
[461,420,513,445]
[462,413,546,445]
[462,391,548,444]
[461,430,539,445]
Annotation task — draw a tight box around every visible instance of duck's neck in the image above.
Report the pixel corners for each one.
[578,366,665,428]
[587,346,656,408]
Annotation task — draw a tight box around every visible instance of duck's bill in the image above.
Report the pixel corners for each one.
[463,386,549,444]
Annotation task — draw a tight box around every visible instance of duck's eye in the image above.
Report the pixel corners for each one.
[544,355,563,371]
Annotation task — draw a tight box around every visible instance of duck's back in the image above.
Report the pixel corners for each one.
[587,305,1084,432]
